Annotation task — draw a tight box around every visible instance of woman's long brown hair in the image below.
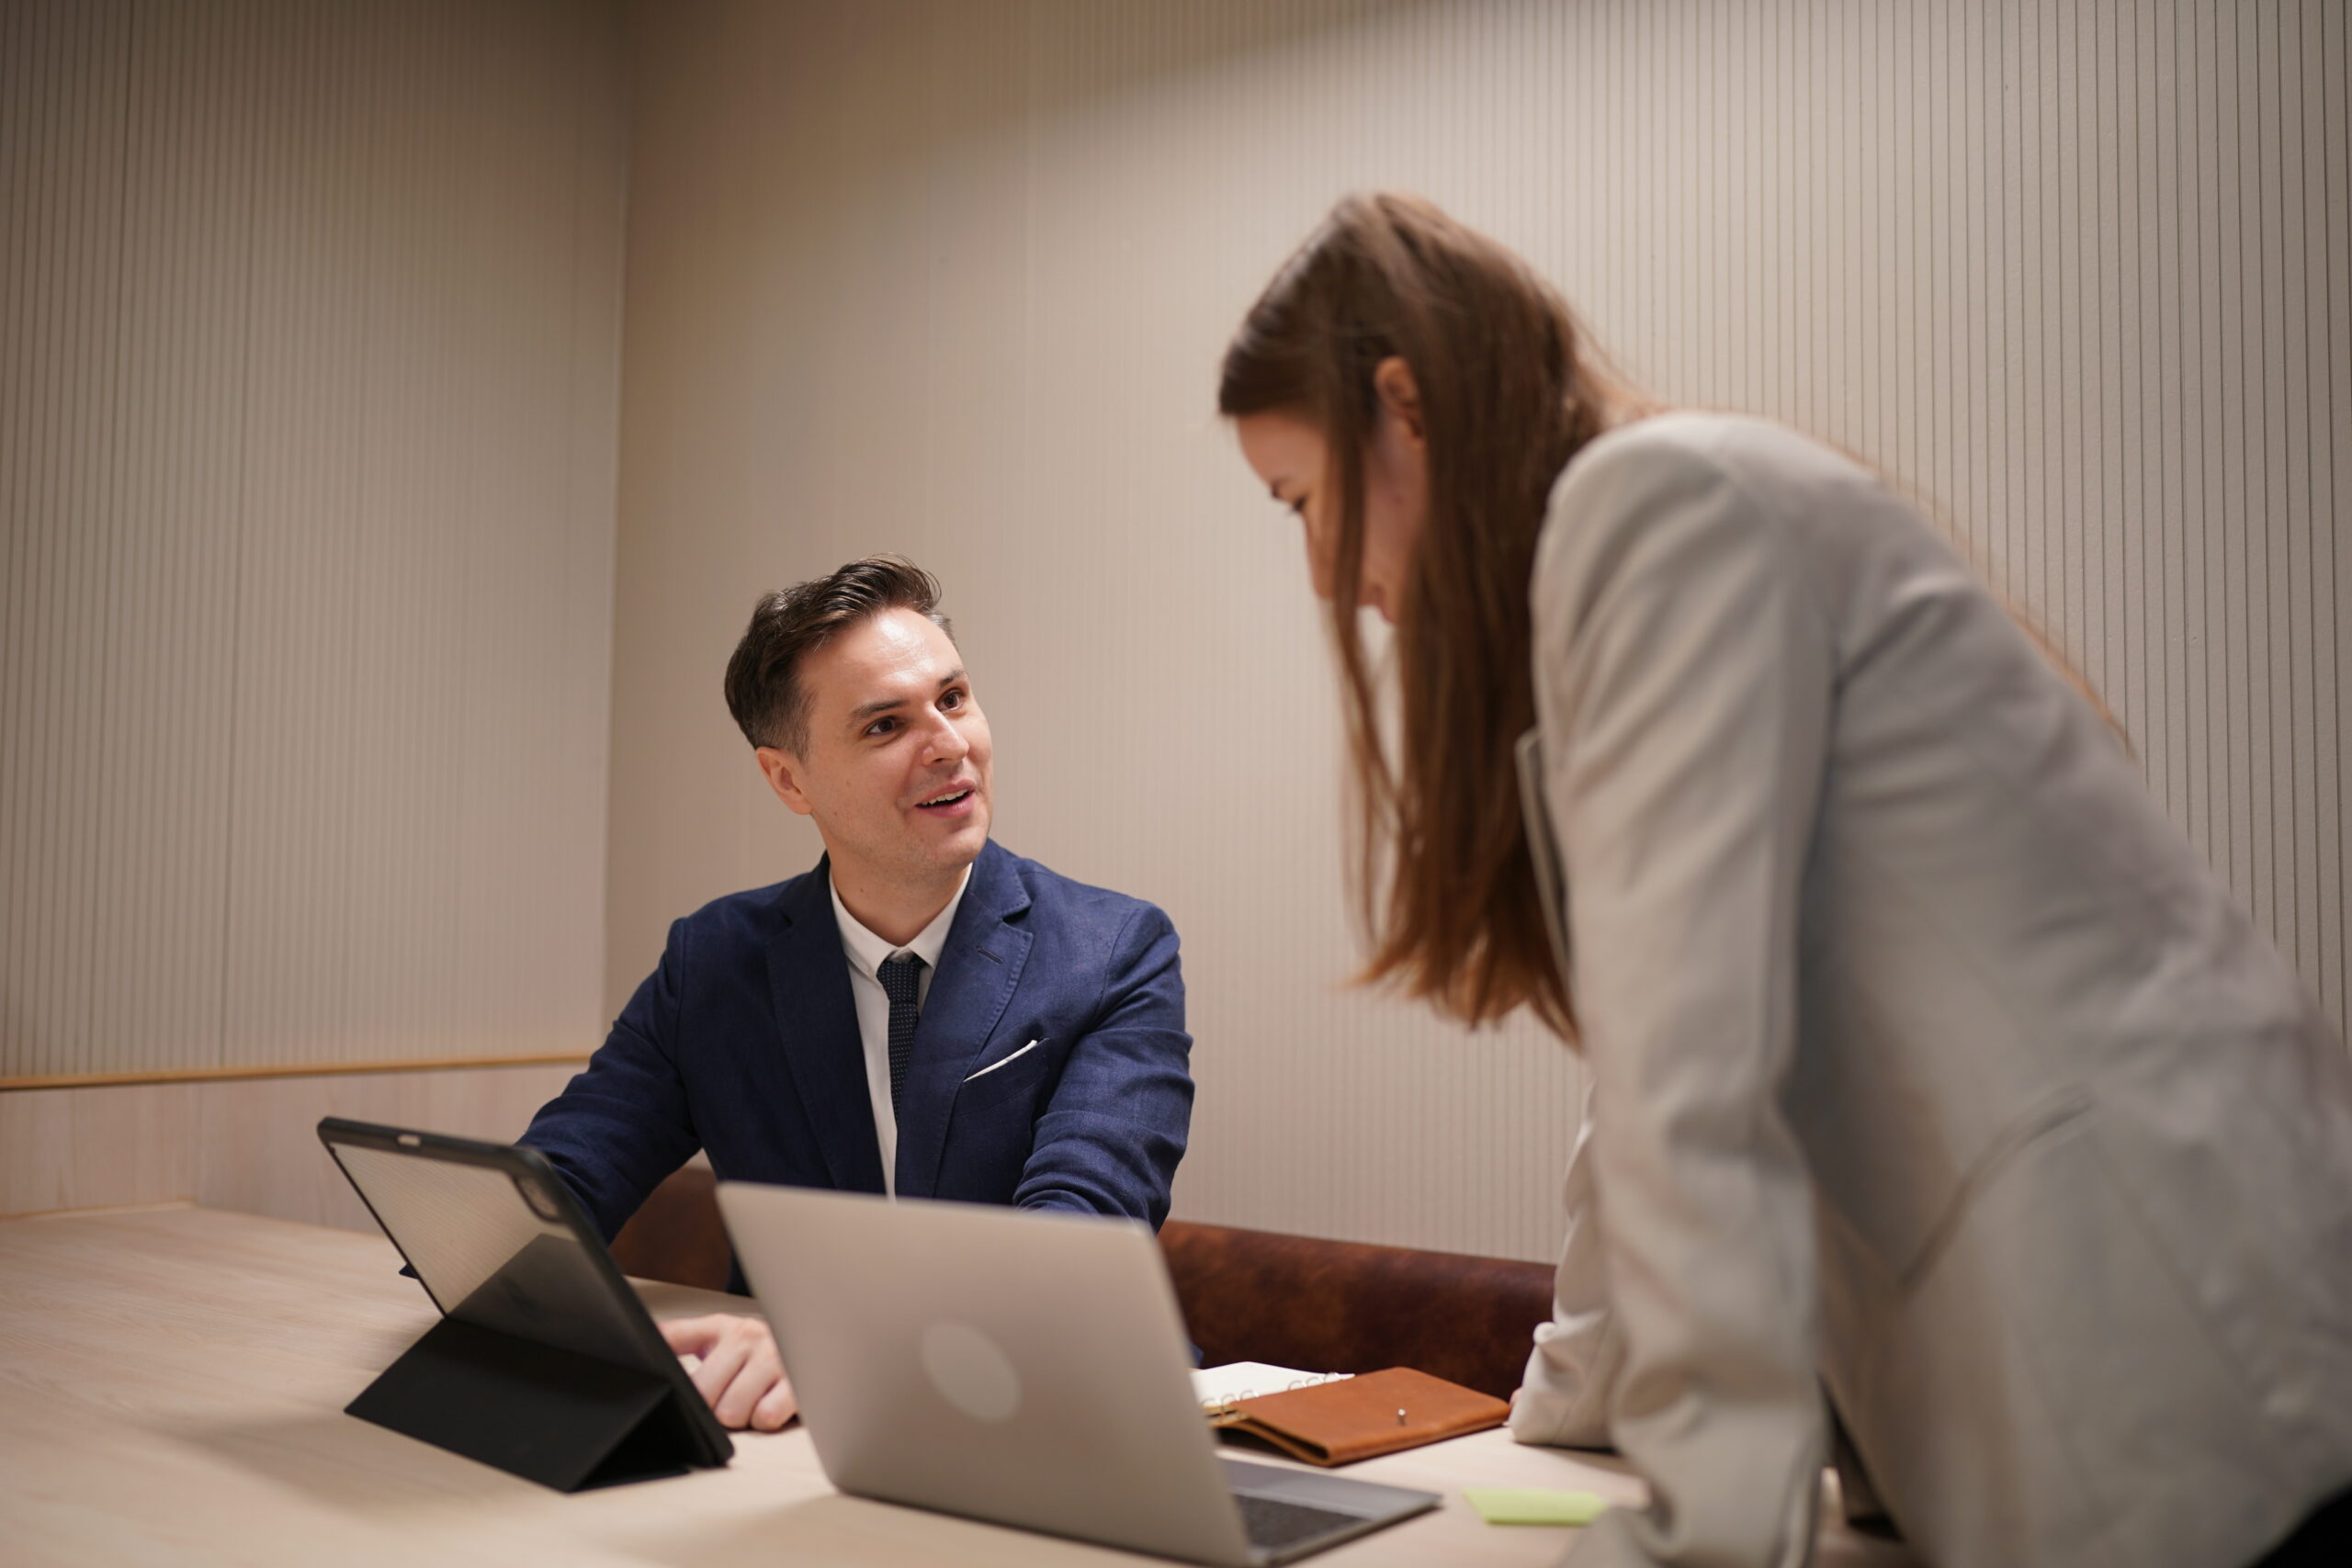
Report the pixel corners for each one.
[1218,194,1641,1041]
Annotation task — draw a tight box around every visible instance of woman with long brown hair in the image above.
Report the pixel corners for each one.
[1220,193,2352,1568]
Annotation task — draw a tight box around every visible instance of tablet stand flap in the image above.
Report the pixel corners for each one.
[348,1314,695,1492]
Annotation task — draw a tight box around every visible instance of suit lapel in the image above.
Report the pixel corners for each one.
[895,842,1033,1198]
[1516,728,1574,981]
[764,857,888,1193]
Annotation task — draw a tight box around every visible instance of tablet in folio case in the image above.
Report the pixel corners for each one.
[1210,1368,1510,1467]
[317,1118,733,1492]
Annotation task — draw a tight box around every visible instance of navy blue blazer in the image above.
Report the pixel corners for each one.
[519,840,1193,1253]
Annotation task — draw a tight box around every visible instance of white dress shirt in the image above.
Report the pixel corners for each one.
[830,866,971,1196]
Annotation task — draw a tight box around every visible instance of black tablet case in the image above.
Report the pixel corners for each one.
[320,1120,732,1491]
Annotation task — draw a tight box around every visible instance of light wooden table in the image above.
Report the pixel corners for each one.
[0,1206,1919,1566]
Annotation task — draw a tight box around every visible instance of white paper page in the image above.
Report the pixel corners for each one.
[1190,1360,1354,1413]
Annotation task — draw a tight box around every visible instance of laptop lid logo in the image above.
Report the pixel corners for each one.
[920,1321,1022,1423]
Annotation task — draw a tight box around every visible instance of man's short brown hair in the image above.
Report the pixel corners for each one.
[723,555,955,755]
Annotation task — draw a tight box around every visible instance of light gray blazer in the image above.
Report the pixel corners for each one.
[1506,412,2352,1568]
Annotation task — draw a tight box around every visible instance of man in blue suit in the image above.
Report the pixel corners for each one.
[518,556,1194,1431]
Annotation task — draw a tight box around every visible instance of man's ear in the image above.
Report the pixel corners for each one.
[1372,355,1425,447]
[755,747,816,817]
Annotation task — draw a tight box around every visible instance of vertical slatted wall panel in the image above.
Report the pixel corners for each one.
[613,0,2345,1260]
[0,0,625,1080]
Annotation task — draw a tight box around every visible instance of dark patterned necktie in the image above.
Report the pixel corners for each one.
[878,953,926,1121]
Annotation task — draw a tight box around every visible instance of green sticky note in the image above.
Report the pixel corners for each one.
[1463,1487,1610,1526]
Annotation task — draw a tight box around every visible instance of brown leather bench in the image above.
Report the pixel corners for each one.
[1156,1219,1554,1401]
[611,1167,1555,1402]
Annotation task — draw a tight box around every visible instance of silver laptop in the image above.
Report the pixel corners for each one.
[717,1183,1440,1565]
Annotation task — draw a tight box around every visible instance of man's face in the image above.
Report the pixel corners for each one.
[756,607,993,892]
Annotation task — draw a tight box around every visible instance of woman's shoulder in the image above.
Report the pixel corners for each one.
[1536,412,1812,582]
[1556,410,1868,507]
[1535,411,1905,596]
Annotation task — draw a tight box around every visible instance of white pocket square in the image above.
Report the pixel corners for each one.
[963,1038,1042,1083]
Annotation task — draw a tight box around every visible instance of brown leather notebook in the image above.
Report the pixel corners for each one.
[1208,1366,1510,1466]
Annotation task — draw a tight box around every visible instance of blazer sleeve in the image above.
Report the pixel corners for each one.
[516,919,703,1241]
[1011,901,1194,1226]
[1509,1072,1626,1450]
[1528,429,1831,1568]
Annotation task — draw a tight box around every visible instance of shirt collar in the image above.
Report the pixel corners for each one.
[830,863,973,980]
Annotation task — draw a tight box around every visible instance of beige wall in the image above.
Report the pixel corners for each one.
[611,0,2351,1263]
[0,0,627,1083]
[0,1065,579,1229]
[0,0,624,1229]
[5,1,2344,1258]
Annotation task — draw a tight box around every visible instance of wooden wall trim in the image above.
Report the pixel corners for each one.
[0,1055,590,1094]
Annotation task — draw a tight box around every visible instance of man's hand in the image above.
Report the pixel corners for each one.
[660,1314,798,1431]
